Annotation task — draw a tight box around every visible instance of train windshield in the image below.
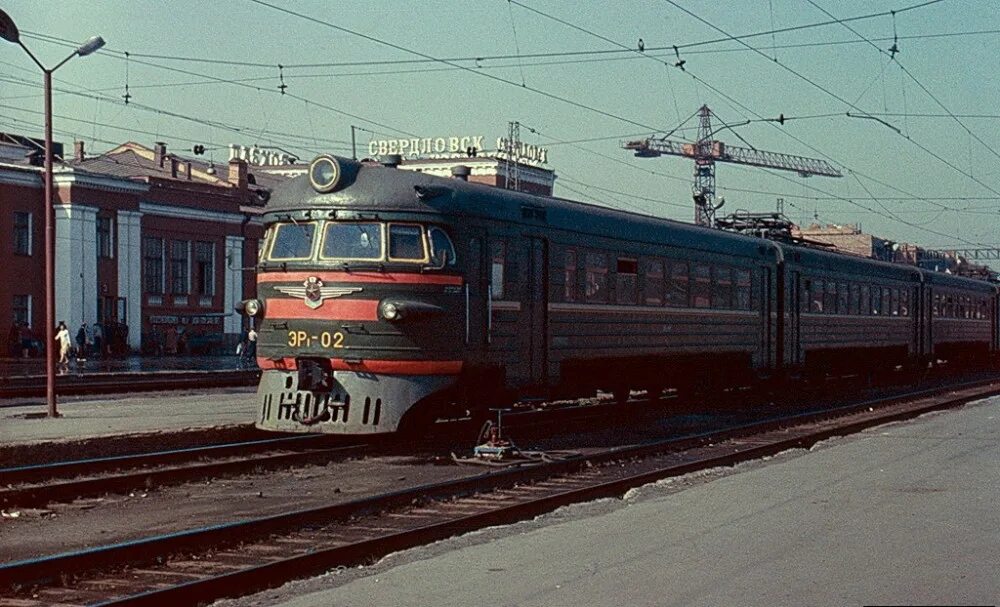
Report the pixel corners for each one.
[322,222,383,260]
[388,224,426,261]
[269,222,316,260]
[267,220,456,266]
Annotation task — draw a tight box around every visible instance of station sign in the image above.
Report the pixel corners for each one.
[228,144,298,166]
[368,134,549,165]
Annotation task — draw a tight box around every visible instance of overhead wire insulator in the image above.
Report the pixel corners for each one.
[122,51,131,105]
[277,64,287,95]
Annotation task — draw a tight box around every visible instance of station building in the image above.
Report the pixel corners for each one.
[0,136,272,355]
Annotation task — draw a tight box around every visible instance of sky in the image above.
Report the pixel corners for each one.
[1,0,999,251]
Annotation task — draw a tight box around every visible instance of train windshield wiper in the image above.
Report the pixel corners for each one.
[340,261,385,273]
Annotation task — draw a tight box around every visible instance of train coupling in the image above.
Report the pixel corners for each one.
[297,358,333,392]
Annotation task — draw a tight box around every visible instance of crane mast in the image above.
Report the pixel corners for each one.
[624,105,842,226]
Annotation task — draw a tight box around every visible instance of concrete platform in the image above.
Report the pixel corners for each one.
[0,387,256,446]
[254,397,1000,607]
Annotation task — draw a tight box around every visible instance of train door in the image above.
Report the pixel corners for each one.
[526,236,549,386]
[761,266,774,369]
[912,283,923,360]
[787,269,802,368]
[466,232,489,355]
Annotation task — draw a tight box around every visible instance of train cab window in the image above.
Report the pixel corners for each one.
[643,259,664,306]
[585,252,609,303]
[563,249,578,302]
[666,261,689,307]
[890,288,900,316]
[490,240,505,300]
[258,227,272,263]
[881,288,892,317]
[321,222,383,260]
[870,286,881,315]
[860,284,871,315]
[901,289,910,317]
[712,266,733,309]
[735,269,752,310]
[849,284,861,315]
[692,263,711,308]
[268,222,316,260]
[932,294,940,316]
[615,258,638,305]
[427,227,456,266]
[388,224,427,261]
[800,278,811,313]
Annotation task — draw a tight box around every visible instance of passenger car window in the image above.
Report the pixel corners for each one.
[692,263,711,308]
[564,249,577,302]
[735,269,752,310]
[666,261,689,307]
[388,224,427,261]
[321,222,383,260]
[643,259,664,306]
[490,240,505,300]
[427,227,456,266]
[712,266,732,309]
[615,258,638,305]
[269,222,316,260]
[585,252,608,303]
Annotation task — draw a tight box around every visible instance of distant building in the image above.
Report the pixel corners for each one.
[791,223,897,262]
[792,222,995,280]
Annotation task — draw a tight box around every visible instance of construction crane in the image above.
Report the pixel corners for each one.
[624,105,843,227]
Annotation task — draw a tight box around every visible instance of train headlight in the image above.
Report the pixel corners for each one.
[380,301,401,321]
[309,155,342,193]
[244,299,263,317]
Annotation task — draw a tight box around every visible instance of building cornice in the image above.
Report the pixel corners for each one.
[54,169,149,194]
[0,165,42,188]
[139,201,249,225]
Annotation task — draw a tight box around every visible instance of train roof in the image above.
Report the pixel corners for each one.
[266,155,998,292]
[266,156,775,259]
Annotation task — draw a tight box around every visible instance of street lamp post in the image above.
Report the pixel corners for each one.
[0,10,104,418]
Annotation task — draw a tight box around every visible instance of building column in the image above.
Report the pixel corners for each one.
[117,210,143,350]
[224,235,244,335]
[55,204,98,333]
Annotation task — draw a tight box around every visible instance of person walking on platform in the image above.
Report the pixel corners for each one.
[54,321,71,373]
[246,325,258,361]
[92,322,103,358]
[75,323,88,362]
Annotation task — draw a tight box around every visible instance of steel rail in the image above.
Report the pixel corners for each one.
[0,369,258,400]
[1,376,996,605]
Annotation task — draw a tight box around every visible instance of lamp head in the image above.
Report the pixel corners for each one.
[76,36,105,57]
[0,9,20,43]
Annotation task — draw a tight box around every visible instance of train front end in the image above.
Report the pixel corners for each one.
[243,156,464,434]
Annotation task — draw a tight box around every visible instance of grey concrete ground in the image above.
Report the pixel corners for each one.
[254,398,1000,607]
[0,387,256,445]
[0,354,250,378]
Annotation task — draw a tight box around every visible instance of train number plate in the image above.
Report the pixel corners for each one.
[287,330,345,349]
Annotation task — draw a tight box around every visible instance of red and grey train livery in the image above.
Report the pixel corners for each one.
[240,154,998,435]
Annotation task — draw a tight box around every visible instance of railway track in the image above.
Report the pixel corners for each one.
[0,369,258,400]
[1,376,996,606]
[0,434,365,510]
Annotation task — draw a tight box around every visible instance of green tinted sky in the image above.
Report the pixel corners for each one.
[2,0,998,249]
